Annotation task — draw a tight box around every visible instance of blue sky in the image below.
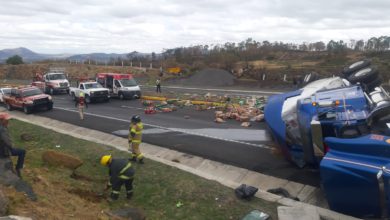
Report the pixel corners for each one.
[0,0,389,54]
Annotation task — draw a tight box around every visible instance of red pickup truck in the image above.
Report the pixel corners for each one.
[3,86,53,114]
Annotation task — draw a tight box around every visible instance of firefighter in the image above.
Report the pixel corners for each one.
[100,155,135,201]
[128,115,144,164]
[75,92,88,120]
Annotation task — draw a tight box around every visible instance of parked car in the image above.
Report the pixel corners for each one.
[0,87,11,103]
[3,86,53,114]
[264,60,389,218]
[69,81,109,103]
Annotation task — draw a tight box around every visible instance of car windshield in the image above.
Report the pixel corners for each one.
[84,83,103,89]
[120,79,137,87]
[22,88,43,97]
[48,73,66,80]
[2,88,11,94]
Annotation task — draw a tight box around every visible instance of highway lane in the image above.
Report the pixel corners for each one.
[33,94,320,187]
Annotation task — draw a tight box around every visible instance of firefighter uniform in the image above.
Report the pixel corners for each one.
[75,92,88,120]
[108,158,135,200]
[128,121,144,163]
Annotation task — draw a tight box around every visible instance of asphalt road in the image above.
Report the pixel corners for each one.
[33,91,320,187]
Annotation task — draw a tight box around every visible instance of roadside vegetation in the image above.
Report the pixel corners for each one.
[3,119,279,219]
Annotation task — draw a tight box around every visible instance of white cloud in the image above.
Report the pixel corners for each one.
[0,0,389,53]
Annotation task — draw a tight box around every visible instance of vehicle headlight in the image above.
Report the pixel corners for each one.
[48,96,52,101]
[26,100,33,104]
[91,91,94,94]
[121,87,128,91]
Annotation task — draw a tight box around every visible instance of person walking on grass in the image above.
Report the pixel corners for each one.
[75,92,88,120]
[100,155,135,201]
[0,112,26,178]
[156,78,161,93]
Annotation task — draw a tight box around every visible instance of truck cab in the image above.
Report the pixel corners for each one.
[4,86,53,114]
[69,81,109,103]
[96,73,141,100]
[32,70,70,95]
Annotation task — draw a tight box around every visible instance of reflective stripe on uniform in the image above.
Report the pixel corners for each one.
[119,175,132,180]
[127,190,133,193]
[132,140,141,143]
[119,162,132,175]
[112,190,120,194]
[117,162,132,180]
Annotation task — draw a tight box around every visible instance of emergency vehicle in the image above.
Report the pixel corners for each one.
[96,73,141,100]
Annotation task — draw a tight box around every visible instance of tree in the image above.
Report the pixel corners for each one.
[6,55,23,65]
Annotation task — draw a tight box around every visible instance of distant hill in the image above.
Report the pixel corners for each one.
[0,47,47,62]
[0,47,151,63]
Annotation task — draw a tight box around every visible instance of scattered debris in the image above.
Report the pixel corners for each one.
[142,94,266,128]
[215,118,225,123]
[241,210,270,220]
[106,207,146,220]
[176,201,183,208]
[235,184,258,200]
[241,122,251,127]
[171,159,180,163]
[267,188,299,201]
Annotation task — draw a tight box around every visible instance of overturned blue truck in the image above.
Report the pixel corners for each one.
[265,60,390,218]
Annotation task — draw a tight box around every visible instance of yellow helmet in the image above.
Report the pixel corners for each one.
[100,155,112,166]
[79,92,85,98]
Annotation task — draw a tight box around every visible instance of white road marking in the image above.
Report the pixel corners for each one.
[140,85,283,95]
[54,106,272,150]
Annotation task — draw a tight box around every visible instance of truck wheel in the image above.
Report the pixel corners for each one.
[23,105,31,114]
[347,67,378,84]
[6,103,13,111]
[363,77,382,92]
[119,93,124,100]
[71,92,76,101]
[342,60,371,77]
[85,95,91,104]
[47,103,53,111]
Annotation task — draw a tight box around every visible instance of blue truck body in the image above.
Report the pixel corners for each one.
[265,77,390,218]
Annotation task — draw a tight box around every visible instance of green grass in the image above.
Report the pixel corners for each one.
[9,119,279,220]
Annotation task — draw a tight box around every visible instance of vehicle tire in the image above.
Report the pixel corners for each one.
[6,103,13,111]
[119,93,124,100]
[347,67,379,84]
[363,77,382,92]
[342,60,371,77]
[47,103,53,111]
[66,89,70,94]
[71,92,76,101]
[85,95,91,104]
[23,105,31,114]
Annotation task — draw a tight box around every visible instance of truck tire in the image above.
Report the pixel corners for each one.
[342,60,371,77]
[6,103,13,111]
[85,95,91,104]
[23,105,31,114]
[47,103,53,111]
[363,77,382,92]
[347,67,379,84]
[119,92,124,100]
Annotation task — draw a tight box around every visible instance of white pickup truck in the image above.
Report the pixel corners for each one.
[69,81,110,103]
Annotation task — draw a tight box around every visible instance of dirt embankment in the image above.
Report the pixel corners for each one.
[0,63,153,81]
